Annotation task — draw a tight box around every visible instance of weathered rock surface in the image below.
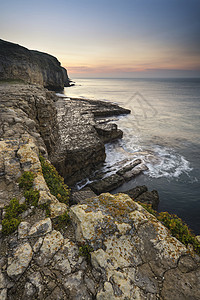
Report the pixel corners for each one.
[70,193,200,299]
[0,81,199,300]
[0,39,70,90]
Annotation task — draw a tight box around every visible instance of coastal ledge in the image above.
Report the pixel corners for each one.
[0,82,200,299]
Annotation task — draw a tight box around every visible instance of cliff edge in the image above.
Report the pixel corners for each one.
[0,39,70,90]
[0,83,199,299]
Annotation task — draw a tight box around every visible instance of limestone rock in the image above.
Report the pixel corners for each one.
[33,237,43,253]
[28,271,44,296]
[7,242,33,279]
[63,270,92,299]
[35,230,64,265]
[18,221,30,239]
[49,197,68,218]
[28,218,52,237]
[70,193,200,299]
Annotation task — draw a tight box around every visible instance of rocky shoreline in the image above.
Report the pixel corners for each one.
[0,81,200,299]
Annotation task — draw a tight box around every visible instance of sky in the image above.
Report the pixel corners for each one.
[1,0,200,78]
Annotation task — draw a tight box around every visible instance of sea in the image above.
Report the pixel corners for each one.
[63,78,200,234]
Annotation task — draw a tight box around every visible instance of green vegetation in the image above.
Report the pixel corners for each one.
[2,171,38,235]
[24,189,39,207]
[2,198,26,235]
[79,242,93,261]
[53,211,70,230]
[139,202,200,255]
[39,203,51,217]
[19,171,36,190]
[39,154,70,205]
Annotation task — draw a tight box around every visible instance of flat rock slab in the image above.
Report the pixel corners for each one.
[70,193,200,299]
[7,242,33,280]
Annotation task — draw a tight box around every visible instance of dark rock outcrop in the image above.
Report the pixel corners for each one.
[0,39,70,90]
[123,185,160,210]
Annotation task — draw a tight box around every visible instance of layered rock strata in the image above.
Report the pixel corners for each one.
[54,96,130,185]
[0,39,70,90]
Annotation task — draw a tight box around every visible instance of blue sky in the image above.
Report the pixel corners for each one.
[1,0,200,78]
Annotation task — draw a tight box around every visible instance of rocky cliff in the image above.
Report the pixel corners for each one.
[0,39,70,90]
[0,83,200,299]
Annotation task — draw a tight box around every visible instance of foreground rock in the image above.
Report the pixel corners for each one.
[70,193,200,299]
[0,39,70,90]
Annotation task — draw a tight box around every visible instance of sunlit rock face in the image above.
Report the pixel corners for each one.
[0,39,70,90]
[70,193,200,299]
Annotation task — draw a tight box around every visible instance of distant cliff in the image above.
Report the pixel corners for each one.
[0,39,70,90]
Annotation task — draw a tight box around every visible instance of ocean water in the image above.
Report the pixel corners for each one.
[64,78,200,234]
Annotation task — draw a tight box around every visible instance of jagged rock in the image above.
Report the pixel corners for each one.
[70,193,200,299]
[52,251,72,275]
[49,195,67,218]
[35,230,64,266]
[33,237,43,253]
[89,174,124,195]
[18,221,31,239]
[27,271,44,297]
[0,39,70,90]
[60,239,84,271]
[7,242,33,279]
[28,218,52,237]
[63,270,92,299]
